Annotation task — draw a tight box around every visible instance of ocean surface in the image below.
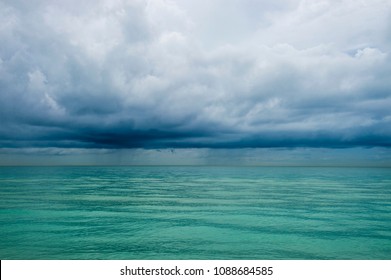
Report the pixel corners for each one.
[0,166,390,260]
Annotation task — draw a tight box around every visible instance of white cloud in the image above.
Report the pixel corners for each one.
[252,0,391,50]
[0,0,390,149]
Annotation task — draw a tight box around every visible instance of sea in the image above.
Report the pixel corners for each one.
[0,166,390,260]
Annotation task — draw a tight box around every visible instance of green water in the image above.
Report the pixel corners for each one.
[0,166,390,259]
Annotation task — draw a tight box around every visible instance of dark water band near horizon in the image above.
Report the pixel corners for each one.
[0,166,390,259]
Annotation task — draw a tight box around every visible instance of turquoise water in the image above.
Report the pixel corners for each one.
[0,166,390,259]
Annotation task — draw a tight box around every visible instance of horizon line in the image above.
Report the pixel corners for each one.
[1,164,390,168]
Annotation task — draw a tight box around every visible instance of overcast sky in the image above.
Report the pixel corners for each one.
[1,0,391,165]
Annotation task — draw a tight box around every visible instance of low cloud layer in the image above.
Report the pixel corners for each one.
[1,0,391,149]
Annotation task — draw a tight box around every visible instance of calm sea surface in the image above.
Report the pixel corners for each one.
[0,166,390,259]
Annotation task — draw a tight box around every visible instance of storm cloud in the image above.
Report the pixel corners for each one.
[1,0,391,150]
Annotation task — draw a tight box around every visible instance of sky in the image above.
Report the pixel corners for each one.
[0,0,391,166]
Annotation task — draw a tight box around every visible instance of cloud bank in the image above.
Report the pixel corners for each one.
[1,0,391,149]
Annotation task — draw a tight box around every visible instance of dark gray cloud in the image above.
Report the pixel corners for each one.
[1,0,391,151]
